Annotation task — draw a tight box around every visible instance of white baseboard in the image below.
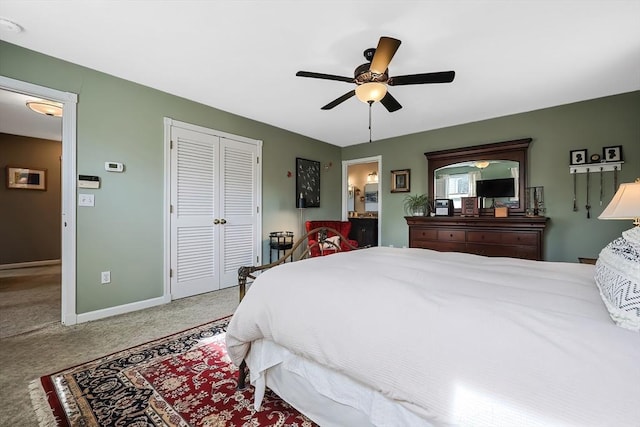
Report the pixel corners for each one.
[0,259,61,270]
[76,294,172,324]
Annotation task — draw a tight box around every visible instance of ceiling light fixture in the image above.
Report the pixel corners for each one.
[0,18,23,33]
[356,82,388,143]
[26,100,63,117]
[355,82,387,103]
[475,161,490,169]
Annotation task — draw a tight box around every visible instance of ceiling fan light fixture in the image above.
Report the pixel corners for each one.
[355,82,387,103]
[26,100,63,117]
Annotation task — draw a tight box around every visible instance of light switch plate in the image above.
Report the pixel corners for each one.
[78,193,95,207]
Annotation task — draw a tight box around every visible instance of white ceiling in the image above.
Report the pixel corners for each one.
[0,89,62,140]
[1,1,639,147]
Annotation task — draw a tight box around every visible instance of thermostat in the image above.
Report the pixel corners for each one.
[105,161,124,172]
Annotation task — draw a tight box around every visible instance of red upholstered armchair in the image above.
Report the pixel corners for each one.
[305,220,359,257]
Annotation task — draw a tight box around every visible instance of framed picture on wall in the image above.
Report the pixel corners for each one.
[6,166,47,190]
[569,149,587,165]
[390,169,410,193]
[296,158,320,208]
[602,145,623,162]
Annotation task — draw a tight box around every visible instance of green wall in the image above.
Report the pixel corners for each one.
[343,91,640,261]
[2,40,638,316]
[0,41,341,313]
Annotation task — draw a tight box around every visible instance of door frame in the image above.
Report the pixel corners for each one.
[342,155,382,245]
[163,118,263,299]
[0,76,79,325]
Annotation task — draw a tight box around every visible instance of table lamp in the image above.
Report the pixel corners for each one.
[598,178,640,226]
[595,178,640,331]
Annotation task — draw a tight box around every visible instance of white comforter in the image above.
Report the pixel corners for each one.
[226,247,640,426]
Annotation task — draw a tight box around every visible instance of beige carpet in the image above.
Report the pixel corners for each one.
[0,265,61,339]
[0,284,238,426]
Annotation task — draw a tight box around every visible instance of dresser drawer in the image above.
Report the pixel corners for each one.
[410,228,437,241]
[437,230,466,242]
[411,239,436,249]
[467,231,502,244]
[426,242,467,253]
[501,232,537,246]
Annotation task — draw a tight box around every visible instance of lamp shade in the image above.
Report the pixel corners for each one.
[598,178,640,225]
[355,82,387,103]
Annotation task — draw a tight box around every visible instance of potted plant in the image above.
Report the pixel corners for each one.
[403,193,431,216]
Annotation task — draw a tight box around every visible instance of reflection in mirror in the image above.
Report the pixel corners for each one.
[426,138,531,215]
[435,160,519,209]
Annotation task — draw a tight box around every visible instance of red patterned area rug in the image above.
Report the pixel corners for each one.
[31,316,316,426]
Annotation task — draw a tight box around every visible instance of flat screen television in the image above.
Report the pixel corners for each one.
[476,178,516,198]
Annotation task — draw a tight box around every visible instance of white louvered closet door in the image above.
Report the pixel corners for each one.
[170,127,220,299]
[170,126,260,299]
[219,137,258,288]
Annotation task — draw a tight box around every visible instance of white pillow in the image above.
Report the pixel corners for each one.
[594,227,640,331]
[321,235,341,251]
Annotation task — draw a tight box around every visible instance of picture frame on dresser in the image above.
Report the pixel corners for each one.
[461,197,479,217]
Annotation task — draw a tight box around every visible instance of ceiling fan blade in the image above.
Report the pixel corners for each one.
[370,37,401,74]
[296,71,354,83]
[321,90,356,110]
[380,92,402,112]
[388,71,455,86]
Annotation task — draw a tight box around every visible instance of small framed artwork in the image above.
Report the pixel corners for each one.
[6,166,47,190]
[602,145,623,162]
[390,169,410,193]
[569,149,587,165]
[296,157,320,208]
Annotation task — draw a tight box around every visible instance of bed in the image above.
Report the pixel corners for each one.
[225,238,640,426]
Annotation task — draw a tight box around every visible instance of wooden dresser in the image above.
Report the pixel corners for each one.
[406,216,548,260]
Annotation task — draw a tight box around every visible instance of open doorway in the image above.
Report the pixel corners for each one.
[342,156,382,247]
[0,76,78,327]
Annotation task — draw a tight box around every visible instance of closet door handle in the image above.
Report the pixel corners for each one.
[220,219,227,224]
[214,219,220,224]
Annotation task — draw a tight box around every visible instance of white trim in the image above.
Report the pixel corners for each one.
[76,294,171,324]
[0,259,61,270]
[342,155,383,245]
[570,162,623,174]
[164,117,260,145]
[163,118,172,299]
[0,76,78,325]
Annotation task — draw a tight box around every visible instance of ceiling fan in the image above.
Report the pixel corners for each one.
[296,36,455,112]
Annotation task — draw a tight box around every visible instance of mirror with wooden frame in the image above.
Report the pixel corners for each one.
[425,138,531,216]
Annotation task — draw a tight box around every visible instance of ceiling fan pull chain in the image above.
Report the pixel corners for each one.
[368,101,373,143]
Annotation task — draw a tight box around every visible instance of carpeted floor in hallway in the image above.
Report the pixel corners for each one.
[0,280,239,426]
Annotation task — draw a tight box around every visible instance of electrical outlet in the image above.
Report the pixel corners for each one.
[101,271,111,284]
